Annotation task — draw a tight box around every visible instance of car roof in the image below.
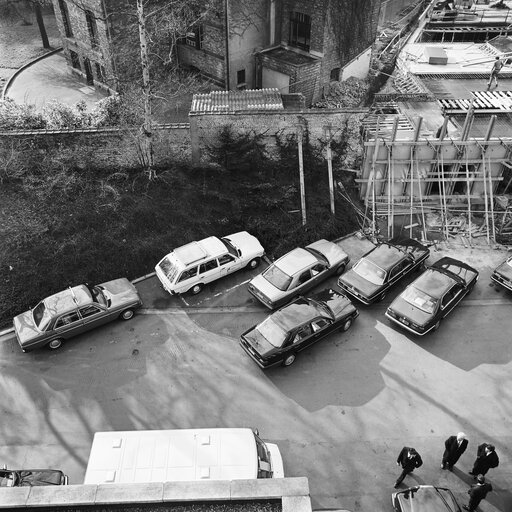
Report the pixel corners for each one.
[173,237,227,265]
[274,248,318,275]
[412,269,456,298]
[43,285,92,315]
[271,298,323,331]
[395,486,459,512]
[365,243,404,271]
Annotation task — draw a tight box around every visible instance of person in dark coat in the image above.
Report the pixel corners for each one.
[469,443,499,477]
[394,447,423,488]
[441,432,468,470]
[463,474,493,511]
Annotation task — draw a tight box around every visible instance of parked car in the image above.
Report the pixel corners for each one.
[337,237,430,304]
[13,278,142,352]
[240,288,358,367]
[490,254,512,291]
[0,465,68,487]
[155,232,264,295]
[248,240,350,310]
[386,257,478,335]
[392,485,461,512]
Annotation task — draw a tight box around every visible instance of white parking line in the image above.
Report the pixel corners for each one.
[212,279,251,298]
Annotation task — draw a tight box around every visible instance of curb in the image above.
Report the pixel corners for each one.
[0,327,14,337]
[2,47,63,100]
[132,272,156,284]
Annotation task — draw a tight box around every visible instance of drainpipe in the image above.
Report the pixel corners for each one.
[224,0,230,90]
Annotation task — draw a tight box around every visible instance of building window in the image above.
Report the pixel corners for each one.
[237,69,246,89]
[95,63,106,82]
[85,10,99,49]
[330,68,340,81]
[289,12,311,51]
[70,51,80,70]
[58,0,72,38]
[183,25,204,49]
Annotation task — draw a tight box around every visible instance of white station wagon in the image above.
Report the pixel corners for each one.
[155,231,265,295]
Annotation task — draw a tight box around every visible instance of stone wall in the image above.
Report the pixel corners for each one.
[0,124,191,171]
[189,108,367,164]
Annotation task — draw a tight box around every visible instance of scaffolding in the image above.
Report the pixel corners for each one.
[360,112,512,245]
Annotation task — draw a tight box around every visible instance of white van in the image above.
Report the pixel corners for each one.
[155,232,265,295]
[83,428,284,484]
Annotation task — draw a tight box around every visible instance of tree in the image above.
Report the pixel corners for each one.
[0,0,52,48]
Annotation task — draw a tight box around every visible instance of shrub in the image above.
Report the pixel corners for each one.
[0,98,45,130]
[41,99,91,129]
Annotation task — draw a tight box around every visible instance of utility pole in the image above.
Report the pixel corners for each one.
[297,125,307,226]
[325,125,335,215]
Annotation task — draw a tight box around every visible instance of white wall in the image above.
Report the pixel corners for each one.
[340,47,372,81]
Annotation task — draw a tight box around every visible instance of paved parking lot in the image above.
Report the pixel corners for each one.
[0,235,511,511]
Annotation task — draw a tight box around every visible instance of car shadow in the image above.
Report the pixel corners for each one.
[264,311,391,411]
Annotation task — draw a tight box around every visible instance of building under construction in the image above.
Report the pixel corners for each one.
[359,0,512,245]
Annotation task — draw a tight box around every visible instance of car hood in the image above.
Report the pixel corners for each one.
[99,278,141,307]
[13,310,41,345]
[338,269,381,299]
[16,469,65,486]
[249,273,285,302]
[224,231,264,256]
[388,295,433,327]
[242,327,280,358]
[307,239,348,267]
[493,259,512,281]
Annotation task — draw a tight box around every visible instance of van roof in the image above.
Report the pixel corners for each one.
[84,428,259,484]
[173,237,227,266]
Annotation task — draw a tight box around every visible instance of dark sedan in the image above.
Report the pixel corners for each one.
[337,237,430,304]
[490,255,512,292]
[392,485,461,512]
[240,288,358,368]
[386,257,478,335]
[0,466,68,487]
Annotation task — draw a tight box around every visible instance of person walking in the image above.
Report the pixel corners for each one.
[395,447,423,488]
[463,474,493,511]
[469,443,499,477]
[441,432,468,470]
[488,57,504,88]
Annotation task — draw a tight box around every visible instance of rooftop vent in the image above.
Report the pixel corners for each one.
[424,47,448,65]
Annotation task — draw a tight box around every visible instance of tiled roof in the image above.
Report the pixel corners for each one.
[190,89,284,113]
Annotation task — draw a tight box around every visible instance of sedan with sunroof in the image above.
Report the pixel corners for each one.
[337,237,429,304]
[386,257,478,335]
[392,485,461,512]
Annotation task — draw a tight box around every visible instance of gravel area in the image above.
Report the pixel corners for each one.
[0,5,60,89]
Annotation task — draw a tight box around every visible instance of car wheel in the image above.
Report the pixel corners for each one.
[190,283,204,295]
[433,319,441,332]
[48,339,63,350]
[120,309,135,321]
[282,353,296,367]
[247,257,261,270]
[340,318,353,332]
[336,263,347,275]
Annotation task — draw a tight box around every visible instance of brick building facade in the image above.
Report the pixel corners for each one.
[52,0,381,105]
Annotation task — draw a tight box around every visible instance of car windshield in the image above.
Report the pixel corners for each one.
[254,433,272,478]
[221,238,238,257]
[305,247,328,265]
[402,286,438,314]
[256,317,288,348]
[262,264,292,291]
[353,259,386,285]
[0,471,17,487]
[158,256,180,283]
[32,301,52,331]
[92,286,108,306]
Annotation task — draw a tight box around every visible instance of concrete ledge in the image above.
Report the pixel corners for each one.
[26,484,97,506]
[95,482,164,504]
[282,495,312,512]
[0,477,310,510]
[163,480,231,502]
[231,477,309,499]
[0,486,30,508]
